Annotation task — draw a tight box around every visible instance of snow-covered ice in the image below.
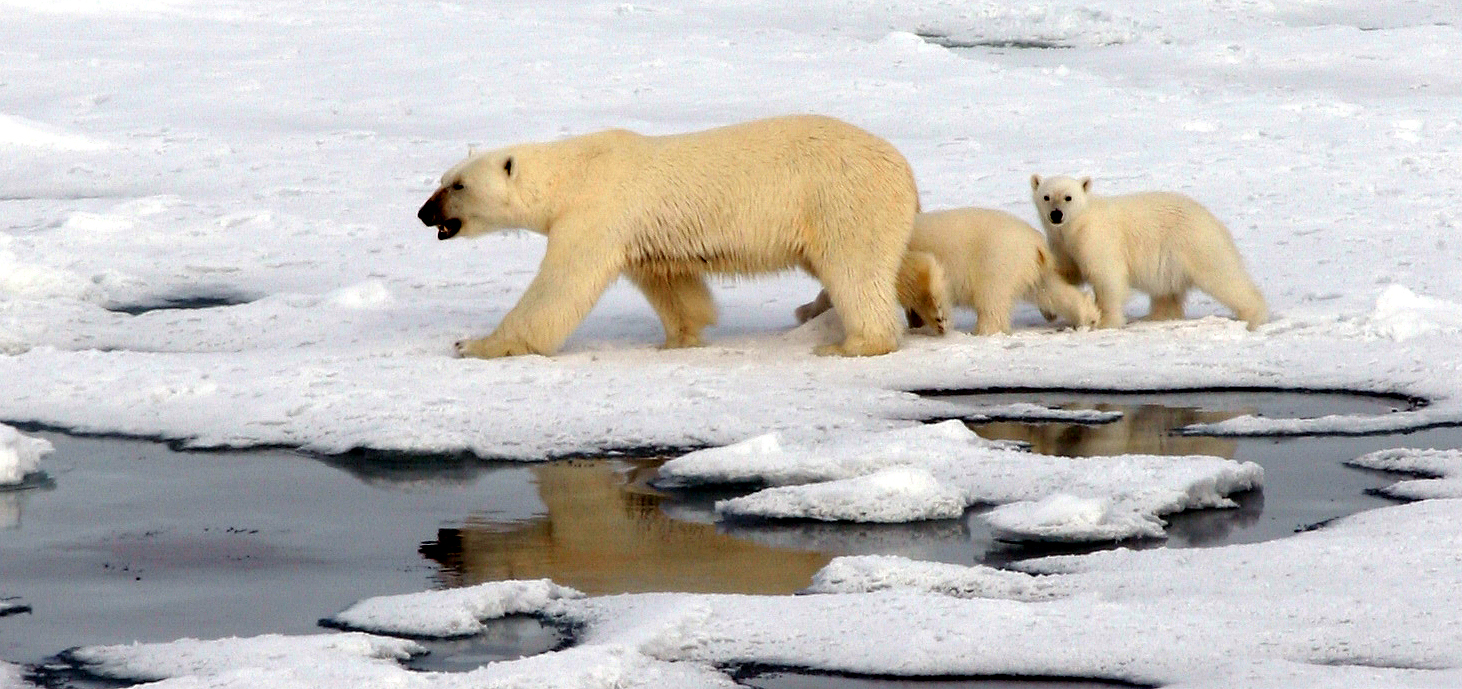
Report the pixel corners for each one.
[671,421,1263,541]
[70,499,1462,688]
[4,0,1462,686]
[1348,448,1462,500]
[0,424,50,486]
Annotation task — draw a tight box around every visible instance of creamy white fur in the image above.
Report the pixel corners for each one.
[425,115,919,357]
[796,208,1097,335]
[1031,175,1268,330]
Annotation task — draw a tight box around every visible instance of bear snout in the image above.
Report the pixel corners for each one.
[417,189,447,227]
[1048,208,1064,225]
[418,189,463,239]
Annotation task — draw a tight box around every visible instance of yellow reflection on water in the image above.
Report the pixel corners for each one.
[419,459,831,595]
[972,403,1242,458]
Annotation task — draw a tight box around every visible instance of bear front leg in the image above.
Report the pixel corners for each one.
[456,228,624,358]
[627,269,717,349]
[1147,292,1187,321]
[1087,270,1130,329]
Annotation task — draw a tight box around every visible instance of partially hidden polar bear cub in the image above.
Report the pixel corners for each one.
[795,208,1099,335]
[417,115,918,358]
[1030,175,1268,330]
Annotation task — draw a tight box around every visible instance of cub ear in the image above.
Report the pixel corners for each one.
[1030,174,1042,191]
[503,157,514,177]
[1080,177,1092,193]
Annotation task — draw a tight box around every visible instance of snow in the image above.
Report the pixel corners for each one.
[0,663,26,689]
[667,421,1261,541]
[0,424,50,485]
[1348,448,1462,500]
[3,0,1462,686]
[325,580,584,639]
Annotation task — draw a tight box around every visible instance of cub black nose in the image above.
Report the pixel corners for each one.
[1049,208,1064,225]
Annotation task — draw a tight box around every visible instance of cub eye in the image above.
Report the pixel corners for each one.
[1043,195,1050,201]
[1064,195,1072,202]
[451,182,465,191]
[503,157,514,175]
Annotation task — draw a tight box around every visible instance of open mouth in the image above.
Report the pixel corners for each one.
[437,218,462,240]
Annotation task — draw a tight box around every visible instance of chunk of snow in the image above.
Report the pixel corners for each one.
[1347,447,1462,500]
[1365,284,1462,342]
[716,467,967,522]
[68,633,423,685]
[325,579,583,638]
[0,424,51,485]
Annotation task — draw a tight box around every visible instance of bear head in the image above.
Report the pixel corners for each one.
[418,148,527,240]
[1030,174,1092,229]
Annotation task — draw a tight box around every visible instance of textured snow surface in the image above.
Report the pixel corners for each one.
[668,421,1262,541]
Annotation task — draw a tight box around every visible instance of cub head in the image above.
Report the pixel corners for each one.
[1030,174,1092,229]
[417,148,526,240]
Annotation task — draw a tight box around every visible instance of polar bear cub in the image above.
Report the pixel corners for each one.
[417,115,919,358]
[795,208,1098,335]
[1030,175,1267,330]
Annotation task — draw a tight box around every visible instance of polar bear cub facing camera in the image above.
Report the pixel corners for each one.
[417,115,919,358]
[1030,175,1268,331]
[795,208,1099,335]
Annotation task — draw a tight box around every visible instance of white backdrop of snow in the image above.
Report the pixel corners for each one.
[3,0,1462,687]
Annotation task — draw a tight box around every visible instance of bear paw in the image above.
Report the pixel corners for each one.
[814,336,897,357]
[455,336,537,359]
[661,333,706,349]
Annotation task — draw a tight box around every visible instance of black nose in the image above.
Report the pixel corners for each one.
[1049,209,1063,225]
[418,189,446,226]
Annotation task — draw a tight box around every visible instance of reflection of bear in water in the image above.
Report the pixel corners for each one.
[417,461,829,594]
[971,403,1240,459]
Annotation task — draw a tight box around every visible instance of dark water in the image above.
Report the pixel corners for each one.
[2,390,1458,682]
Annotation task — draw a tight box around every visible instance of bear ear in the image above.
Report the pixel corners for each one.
[468,145,480,157]
[1080,177,1092,193]
[1030,174,1042,191]
[503,156,514,177]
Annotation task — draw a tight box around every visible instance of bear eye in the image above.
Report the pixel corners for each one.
[450,182,465,191]
[1064,195,1072,202]
[1043,195,1050,202]
[503,157,513,176]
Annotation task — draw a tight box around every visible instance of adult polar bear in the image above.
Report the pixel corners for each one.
[418,115,918,358]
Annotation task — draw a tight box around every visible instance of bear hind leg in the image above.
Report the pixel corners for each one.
[1192,268,1268,331]
[812,267,900,357]
[629,270,717,348]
